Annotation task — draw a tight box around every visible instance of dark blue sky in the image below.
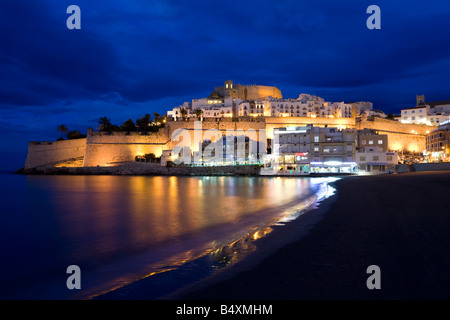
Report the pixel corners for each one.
[1,0,450,170]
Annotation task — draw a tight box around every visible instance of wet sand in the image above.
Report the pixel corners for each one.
[178,171,450,300]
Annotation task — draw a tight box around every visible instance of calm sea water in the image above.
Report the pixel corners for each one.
[0,174,334,299]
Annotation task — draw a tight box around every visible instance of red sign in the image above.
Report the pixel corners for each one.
[296,152,308,157]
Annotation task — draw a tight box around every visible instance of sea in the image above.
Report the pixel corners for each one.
[0,173,337,299]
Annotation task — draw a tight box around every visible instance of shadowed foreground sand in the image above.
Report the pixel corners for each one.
[180,171,450,300]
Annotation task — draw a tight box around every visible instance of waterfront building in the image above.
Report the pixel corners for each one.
[265,125,357,174]
[308,125,357,173]
[425,120,450,162]
[400,95,450,126]
[356,129,398,173]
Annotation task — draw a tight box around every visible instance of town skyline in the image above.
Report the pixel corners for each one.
[2,0,450,171]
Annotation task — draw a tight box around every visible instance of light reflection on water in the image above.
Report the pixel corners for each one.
[0,175,337,299]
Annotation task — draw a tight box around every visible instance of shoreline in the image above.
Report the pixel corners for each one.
[177,171,450,300]
[93,175,340,300]
[165,179,339,300]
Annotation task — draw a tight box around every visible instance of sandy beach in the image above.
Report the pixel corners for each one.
[175,171,450,300]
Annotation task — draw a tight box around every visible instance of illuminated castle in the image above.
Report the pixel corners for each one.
[213,80,282,100]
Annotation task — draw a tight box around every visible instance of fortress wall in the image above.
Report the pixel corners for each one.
[83,131,169,167]
[25,138,87,169]
[237,85,283,100]
[83,143,165,167]
[357,118,428,152]
[25,117,430,168]
[358,117,430,135]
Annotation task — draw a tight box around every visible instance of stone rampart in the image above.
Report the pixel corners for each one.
[24,139,87,169]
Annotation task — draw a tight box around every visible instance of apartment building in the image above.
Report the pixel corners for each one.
[266,125,357,174]
[425,121,450,162]
[356,129,398,173]
[401,95,450,126]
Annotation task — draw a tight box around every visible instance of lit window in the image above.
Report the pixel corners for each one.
[314,147,319,152]
[378,140,383,144]
[369,140,374,145]
[314,136,319,142]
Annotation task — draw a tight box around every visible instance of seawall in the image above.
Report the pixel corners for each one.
[83,129,169,167]
[23,162,262,176]
[24,139,86,169]
[395,162,450,173]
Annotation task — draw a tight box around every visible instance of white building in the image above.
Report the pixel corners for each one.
[356,151,398,173]
[168,91,371,121]
[356,129,398,173]
[238,100,265,117]
[264,125,357,175]
[400,96,450,126]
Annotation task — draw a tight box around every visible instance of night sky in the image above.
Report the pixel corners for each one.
[1,0,450,170]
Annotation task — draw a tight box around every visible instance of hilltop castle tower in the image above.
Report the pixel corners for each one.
[416,95,425,105]
[214,80,282,100]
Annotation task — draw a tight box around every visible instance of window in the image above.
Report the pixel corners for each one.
[369,140,374,145]
[378,140,383,144]
[346,145,352,151]
[387,156,393,161]
[314,136,319,142]
[314,147,319,152]
[412,117,415,120]
[360,156,366,161]
[361,140,367,145]
[373,156,379,161]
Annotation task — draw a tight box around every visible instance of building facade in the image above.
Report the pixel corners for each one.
[425,121,450,162]
[265,125,357,174]
[167,81,365,121]
[356,129,398,173]
[401,95,450,126]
